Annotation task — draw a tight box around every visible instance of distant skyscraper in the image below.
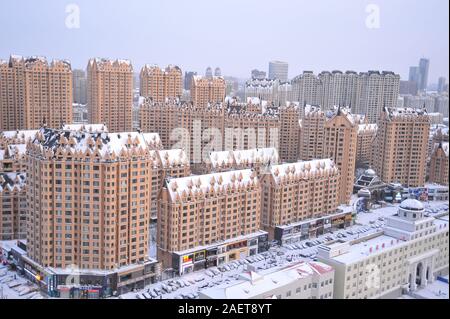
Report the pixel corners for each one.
[251,69,266,80]
[184,71,197,90]
[214,67,221,77]
[268,61,289,82]
[72,69,87,104]
[418,58,430,91]
[438,77,446,94]
[205,66,213,78]
[408,66,420,83]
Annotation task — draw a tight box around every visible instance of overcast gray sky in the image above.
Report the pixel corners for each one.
[0,0,448,83]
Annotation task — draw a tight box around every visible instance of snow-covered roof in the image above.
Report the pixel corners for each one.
[209,148,279,168]
[199,261,333,299]
[358,123,378,133]
[434,142,449,157]
[1,130,38,141]
[141,133,162,149]
[0,172,26,193]
[158,149,189,168]
[400,199,424,211]
[62,124,108,133]
[30,128,157,159]
[166,169,258,201]
[270,159,338,183]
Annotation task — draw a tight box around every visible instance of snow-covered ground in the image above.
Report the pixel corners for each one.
[121,200,449,300]
[0,265,44,299]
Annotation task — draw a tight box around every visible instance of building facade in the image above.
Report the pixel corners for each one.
[190,76,226,108]
[372,107,430,187]
[139,64,183,102]
[87,58,133,132]
[260,159,340,239]
[0,55,73,130]
[157,169,264,272]
[299,106,358,204]
[26,127,154,271]
[0,173,27,240]
[428,142,449,186]
[268,61,289,82]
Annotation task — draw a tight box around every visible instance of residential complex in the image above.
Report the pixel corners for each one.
[0,55,73,130]
[87,58,133,132]
[290,70,400,123]
[139,64,183,102]
[372,107,430,187]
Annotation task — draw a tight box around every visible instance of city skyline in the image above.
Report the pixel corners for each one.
[0,0,448,82]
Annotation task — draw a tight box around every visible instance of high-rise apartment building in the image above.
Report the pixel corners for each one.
[290,70,400,123]
[87,58,133,132]
[268,61,289,82]
[372,107,430,187]
[428,142,449,186]
[26,127,154,270]
[299,106,358,204]
[279,103,301,162]
[356,123,378,167]
[72,69,87,104]
[190,76,226,108]
[139,64,183,102]
[357,71,400,123]
[0,55,73,130]
[260,159,340,239]
[158,169,267,273]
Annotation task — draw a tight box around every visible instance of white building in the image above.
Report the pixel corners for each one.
[199,261,334,299]
[268,61,289,82]
[317,199,449,299]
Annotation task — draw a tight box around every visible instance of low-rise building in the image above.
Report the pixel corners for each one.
[317,199,449,299]
[199,261,334,299]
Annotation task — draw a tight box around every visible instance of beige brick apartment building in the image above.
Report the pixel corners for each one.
[87,58,133,132]
[0,172,27,240]
[139,64,183,102]
[158,169,268,273]
[260,159,340,239]
[0,55,72,130]
[428,142,449,185]
[190,75,226,108]
[26,127,154,270]
[372,107,430,187]
[299,106,358,204]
